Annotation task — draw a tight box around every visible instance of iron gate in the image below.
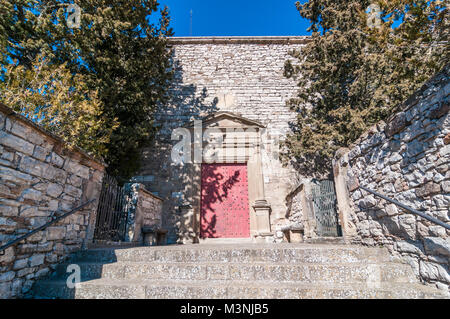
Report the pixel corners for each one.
[311,179,341,237]
[93,174,129,241]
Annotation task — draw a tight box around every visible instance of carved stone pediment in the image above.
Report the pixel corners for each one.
[186,112,265,130]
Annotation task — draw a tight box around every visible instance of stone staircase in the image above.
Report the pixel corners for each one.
[30,243,446,299]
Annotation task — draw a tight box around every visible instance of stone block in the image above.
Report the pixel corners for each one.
[416,182,441,198]
[35,267,50,279]
[19,156,67,182]
[67,174,83,187]
[32,145,50,161]
[0,217,17,228]
[37,242,53,253]
[419,261,450,283]
[29,254,45,267]
[347,173,359,192]
[9,120,47,146]
[46,226,66,241]
[0,166,35,185]
[64,159,90,179]
[0,282,12,299]
[0,131,34,156]
[46,183,63,198]
[50,152,65,168]
[388,153,403,164]
[423,237,450,257]
[385,204,399,216]
[11,278,23,297]
[406,139,427,157]
[45,253,58,264]
[0,205,19,217]
[442,181,450,193]
[385,112,407,137]
[64,184,82,198]
[21,189,42,201]
[17,267,34,278]
[13,259,28,270]
[19,206,48,218]
[396,240,424,255]
[26,232,43,243]
[358,195,377,209]
[0,271,15,283]
[21,279,33,294]
[428,101,449,119]
[0,247,16,266]
[440,145,450,157]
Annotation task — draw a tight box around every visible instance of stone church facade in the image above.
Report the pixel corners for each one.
[136,36,309,244]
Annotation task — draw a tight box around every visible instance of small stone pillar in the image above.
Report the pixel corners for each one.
[253,199,272,242]
[289,224,304,243]
[176,203,198,244]
[142,227,157,246]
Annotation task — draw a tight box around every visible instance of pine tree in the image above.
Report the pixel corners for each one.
[1,54,117,157]
[284,0,448,175]
[0,0,174,179]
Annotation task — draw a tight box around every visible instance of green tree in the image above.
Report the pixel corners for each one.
[1,54,117,157]
[0,0,174,179]
[284,0,448,175]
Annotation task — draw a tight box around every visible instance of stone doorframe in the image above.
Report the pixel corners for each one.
[178,112,272,243]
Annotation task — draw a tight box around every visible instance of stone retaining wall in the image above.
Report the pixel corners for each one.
[0,103,105,298]
[333,65,450,292]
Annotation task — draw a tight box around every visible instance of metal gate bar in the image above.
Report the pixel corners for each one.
[93,174,129,241]
[311,179,341,237]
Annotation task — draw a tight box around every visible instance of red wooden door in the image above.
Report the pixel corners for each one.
[200,163,250,238]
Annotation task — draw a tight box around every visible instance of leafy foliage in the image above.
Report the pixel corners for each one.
[284,0,449,175]
[1,55,117,157]
[0,0,174,178]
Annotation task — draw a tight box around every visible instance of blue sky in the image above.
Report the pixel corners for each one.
[157,0,311,37]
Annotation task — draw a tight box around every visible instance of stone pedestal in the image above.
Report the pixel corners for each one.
[253,199,272,236]
[177,203,198,244]
[289,225,304,243]
[143,232,157,246]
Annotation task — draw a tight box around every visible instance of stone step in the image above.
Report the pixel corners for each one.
[69,244,392,264]
[32,278,445,299]
[51,261,417,284]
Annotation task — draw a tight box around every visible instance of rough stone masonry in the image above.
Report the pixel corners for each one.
[0,103,105,298]
[333,65,450,292]
[137,37,309,243]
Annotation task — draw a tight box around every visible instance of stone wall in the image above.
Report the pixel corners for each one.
[0,103,105,298]
[139,188,163,228]
[333,65,450,292]
[138,37,308,243]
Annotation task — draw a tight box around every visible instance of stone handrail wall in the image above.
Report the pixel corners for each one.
[333,65,450,293]
[0,103,105,298]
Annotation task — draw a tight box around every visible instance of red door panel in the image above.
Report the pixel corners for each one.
[200,163,250,238]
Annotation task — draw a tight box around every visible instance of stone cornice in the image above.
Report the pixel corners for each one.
[168,36,310,45]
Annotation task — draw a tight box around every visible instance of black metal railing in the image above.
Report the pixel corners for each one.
[359,185,450,230]
[0,199,95,255]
